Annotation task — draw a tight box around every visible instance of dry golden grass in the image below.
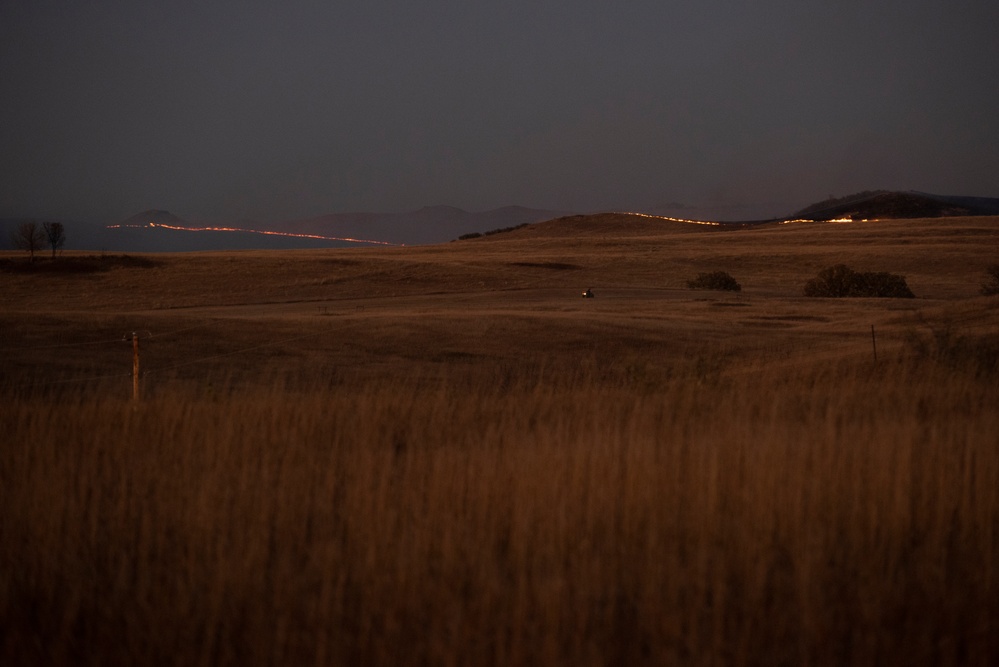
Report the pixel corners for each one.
[2,215,998,665]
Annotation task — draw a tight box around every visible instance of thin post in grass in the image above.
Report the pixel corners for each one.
[871,324,878,363]
[132,332,140,402]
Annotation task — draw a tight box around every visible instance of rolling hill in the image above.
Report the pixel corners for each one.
[4,191,998,253]
[280,205,569,245]
[790,190,999,221]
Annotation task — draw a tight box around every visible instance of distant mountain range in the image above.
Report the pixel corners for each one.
[2,192,997,252]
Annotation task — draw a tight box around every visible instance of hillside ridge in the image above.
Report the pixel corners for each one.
[790,191,999,220]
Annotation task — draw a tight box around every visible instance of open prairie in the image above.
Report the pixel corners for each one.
[3,215,997,388]
[2,215,998,665]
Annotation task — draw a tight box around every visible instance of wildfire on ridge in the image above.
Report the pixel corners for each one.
[614,212,721,226]
[106,222,401,246]
[780,217,877,224]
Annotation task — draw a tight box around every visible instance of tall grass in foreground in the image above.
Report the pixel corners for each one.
[2,359,997,666]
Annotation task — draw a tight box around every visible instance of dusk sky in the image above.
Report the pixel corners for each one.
[2,1,998,223]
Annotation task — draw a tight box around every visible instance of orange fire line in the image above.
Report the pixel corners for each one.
[106,222,401,246]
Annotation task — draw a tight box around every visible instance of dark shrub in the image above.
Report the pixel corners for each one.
[484,223,529,236]
[456,223,530,241]
[804,264,914,298]
[803,264,855,297]
[687,271,741,292]
[854,271,916,298]
[981,264,999,296]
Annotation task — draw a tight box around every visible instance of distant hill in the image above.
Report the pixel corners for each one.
[5,193,997,253]
[454,191,999,242]
[789,191,999,221]
[283,205,569,245]
[913,192,999,216]
[482,213,732,240]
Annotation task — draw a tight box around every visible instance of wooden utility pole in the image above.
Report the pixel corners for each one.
[871,325,878,363]
[132,332,140,402]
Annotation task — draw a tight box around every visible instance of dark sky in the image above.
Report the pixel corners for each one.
[2,1,998,223]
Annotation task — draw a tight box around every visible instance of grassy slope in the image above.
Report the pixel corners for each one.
[2,215,999,665]
[2,215,997,388]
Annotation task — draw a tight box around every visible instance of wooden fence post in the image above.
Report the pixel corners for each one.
[132,332,140,402]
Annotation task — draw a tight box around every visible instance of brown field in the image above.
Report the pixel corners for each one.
[2,215,998,665]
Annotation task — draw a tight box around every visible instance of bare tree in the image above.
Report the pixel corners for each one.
[43,222,66,259]
[10,221,46,261]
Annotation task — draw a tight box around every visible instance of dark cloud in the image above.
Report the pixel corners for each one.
[2,1,998,223]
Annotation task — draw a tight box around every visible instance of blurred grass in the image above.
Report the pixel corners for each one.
[2,356,997,666]
[3,216,998,664]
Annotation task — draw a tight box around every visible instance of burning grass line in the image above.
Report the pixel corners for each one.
[107,222,401,247]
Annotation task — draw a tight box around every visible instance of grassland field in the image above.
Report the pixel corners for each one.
[2,214,998,665]
[2,215,997,389]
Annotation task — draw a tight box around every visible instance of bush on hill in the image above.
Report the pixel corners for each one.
[484,222,529,236]
[686,271,741,292]
[455,223,529,242]
[804,264,914,298]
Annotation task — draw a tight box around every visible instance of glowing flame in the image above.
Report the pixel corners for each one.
[780,217,877,225]
[106,222,401,246]
[613,212,721,226]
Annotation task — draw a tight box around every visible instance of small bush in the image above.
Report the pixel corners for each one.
[803,264,861,297]
[854,271,915,298]
[686,271,741,292]
[981,264,999,296]
[804,264,914,298]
